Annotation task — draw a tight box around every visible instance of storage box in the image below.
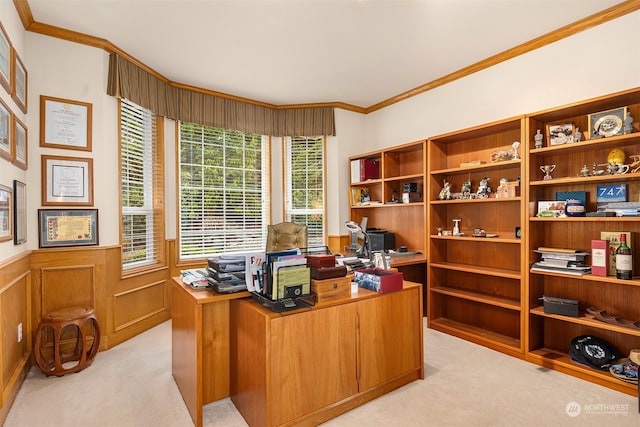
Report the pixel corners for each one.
[540,295,579,317]
[591,239,609,277]
[311,276,352,302]
[306,254,336,269]
[354,268,403,293]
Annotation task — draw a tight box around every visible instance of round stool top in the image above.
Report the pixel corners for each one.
[43,306,95,321]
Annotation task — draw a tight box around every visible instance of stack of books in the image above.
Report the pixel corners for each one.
[531,247,591,276]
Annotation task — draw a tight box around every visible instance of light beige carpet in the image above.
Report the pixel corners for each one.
[5,319,638,426]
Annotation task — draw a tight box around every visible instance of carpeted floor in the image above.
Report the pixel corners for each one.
[5,319,638,426]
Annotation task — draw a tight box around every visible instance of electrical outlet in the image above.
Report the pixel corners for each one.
[17,323,22,343]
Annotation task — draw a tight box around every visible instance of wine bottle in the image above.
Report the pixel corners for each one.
[615,233,632,280]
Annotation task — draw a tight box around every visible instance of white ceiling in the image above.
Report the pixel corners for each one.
[26,0,624,109]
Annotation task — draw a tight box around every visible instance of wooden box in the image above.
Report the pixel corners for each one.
[311,276,352,302]
[354,268,403,293]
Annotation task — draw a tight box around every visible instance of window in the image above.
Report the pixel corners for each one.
[284,136,325,247]
[119,99,164,270]
[178,123,270,259]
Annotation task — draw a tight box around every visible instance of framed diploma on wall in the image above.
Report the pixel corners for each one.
[41,154,93,206]
[40,95,92,151]
[0,21,11,94]
[38,209,98,248]
[11,48,27,113]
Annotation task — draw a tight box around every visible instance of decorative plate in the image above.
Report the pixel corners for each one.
[593,114,623,137]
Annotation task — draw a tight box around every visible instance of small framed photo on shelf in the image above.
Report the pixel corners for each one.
[547,123,575,145]
[588,107,627,138]
[12,115,27,169]
[11,48,27,113]
[38,208,98,248]
[41,154,93,206]
[0,184,12,242]
[13,179,25,245]
[40,95,92,151]
[0,97,11,162]
[0,21,11,94]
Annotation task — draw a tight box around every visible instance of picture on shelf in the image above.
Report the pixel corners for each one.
[588,107,627,138]
[547,123,575,145]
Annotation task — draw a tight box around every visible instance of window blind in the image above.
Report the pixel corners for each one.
[285,136,325,247]
[178,122,270,259]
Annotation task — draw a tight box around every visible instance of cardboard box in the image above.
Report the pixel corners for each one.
[591,239,609,277]
[354,268,403,293]
[311,276,352,302]
[600,231,632,276]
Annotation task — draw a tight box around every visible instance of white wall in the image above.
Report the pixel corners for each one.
[1,8,639,261]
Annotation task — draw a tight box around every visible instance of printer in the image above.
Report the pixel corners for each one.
[367,230,396,252]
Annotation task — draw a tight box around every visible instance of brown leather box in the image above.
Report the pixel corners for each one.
[311,265,347,280]
[306,254,336,269]
[311,275,352,302]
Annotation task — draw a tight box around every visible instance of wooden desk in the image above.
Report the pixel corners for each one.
[230,281,424,427]
[171,278,250,427]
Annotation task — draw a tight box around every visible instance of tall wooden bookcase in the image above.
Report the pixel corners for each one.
[426,117,527,358]
[525,87,640,395]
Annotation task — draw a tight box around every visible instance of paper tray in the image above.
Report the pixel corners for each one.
[251,292,316,313]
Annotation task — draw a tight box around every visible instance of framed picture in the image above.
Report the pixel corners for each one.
[588,107,627,139]
[41,155,93,206]
[40,95,92,151]
[38,208,98,248]
[0,97,11,162]
[0,21,10,94]
[547,123,575,146]
[11,48,27,113]
[12,115,27,169]
[0,184,12,242]
[13,180,25,245]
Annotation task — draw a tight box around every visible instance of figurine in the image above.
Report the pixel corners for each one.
[461,178,472,200]
[573,127,582,142]
[630,155,640,173]
[579,164,590,177]
[476,177,492,198]
[511,141,520,160]
[438,180,452,200]
[452,219,462,236]
[624,112,634,134]
[534,129,544,149]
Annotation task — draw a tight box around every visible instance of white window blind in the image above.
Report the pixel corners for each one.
[178,123,270,259]
[120,99,161,269]
[284,136,325,247]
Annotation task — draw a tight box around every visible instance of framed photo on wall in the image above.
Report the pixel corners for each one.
[0,97,11,162]
[0,21,11,94]
[0,184,12,242]
[12,115,27,169]
[11,48,27,113]
[40,95,92,151]
[41,155,93,206]
[38,208,98,248]
[13,180,25,245]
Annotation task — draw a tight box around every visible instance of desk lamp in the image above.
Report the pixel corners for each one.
[345,220,371,259]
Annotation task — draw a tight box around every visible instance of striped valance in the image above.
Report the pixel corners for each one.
[107,54,335,136]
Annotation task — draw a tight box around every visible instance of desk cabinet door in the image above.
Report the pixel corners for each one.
[270,304,357,426]
[357,287,422,391]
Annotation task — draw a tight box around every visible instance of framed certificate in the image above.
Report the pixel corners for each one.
[12,115,27,170]
[40,95,92,151]
[13,179,25,245]
[0,21,11,94]
[38,209,98,248]
[11,48,26,113]
[0,97,11,162]
[42,154,93,206]
[0,184,12,242]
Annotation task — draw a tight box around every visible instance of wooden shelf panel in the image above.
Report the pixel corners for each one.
[351,202,424,209]
[429,317,521,350]
[431,197,521,205]
[350,179,382,186]
[430,262,520,279]
[430,159,521,175]
[529,132,638,154]
[383,173,423,183]
[431,286,520,310]
[430,235,520,244]
[530,172,640,186]
[529,269,640,287]
[530,306,640,337]
[530,216,640,222]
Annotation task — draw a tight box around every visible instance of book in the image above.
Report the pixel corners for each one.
[591,239,608,277]
[350,159,379,183]
[600,231,632,276]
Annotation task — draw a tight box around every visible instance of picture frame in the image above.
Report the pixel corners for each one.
[13,180,25,245]
[588,106,627,139]
[0,96,11,162]
[41,155,93,206]
[547,123,575,146]
[0,184,12,242]
[40,95,92,151]
[12,115,27,169]
[11,48,27,113]
[0,21,11,94]
[38,208,98,248]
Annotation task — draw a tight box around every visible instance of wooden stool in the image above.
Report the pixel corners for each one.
[34,307,100,377]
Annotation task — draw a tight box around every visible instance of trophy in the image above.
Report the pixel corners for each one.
[540,164,556,180]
